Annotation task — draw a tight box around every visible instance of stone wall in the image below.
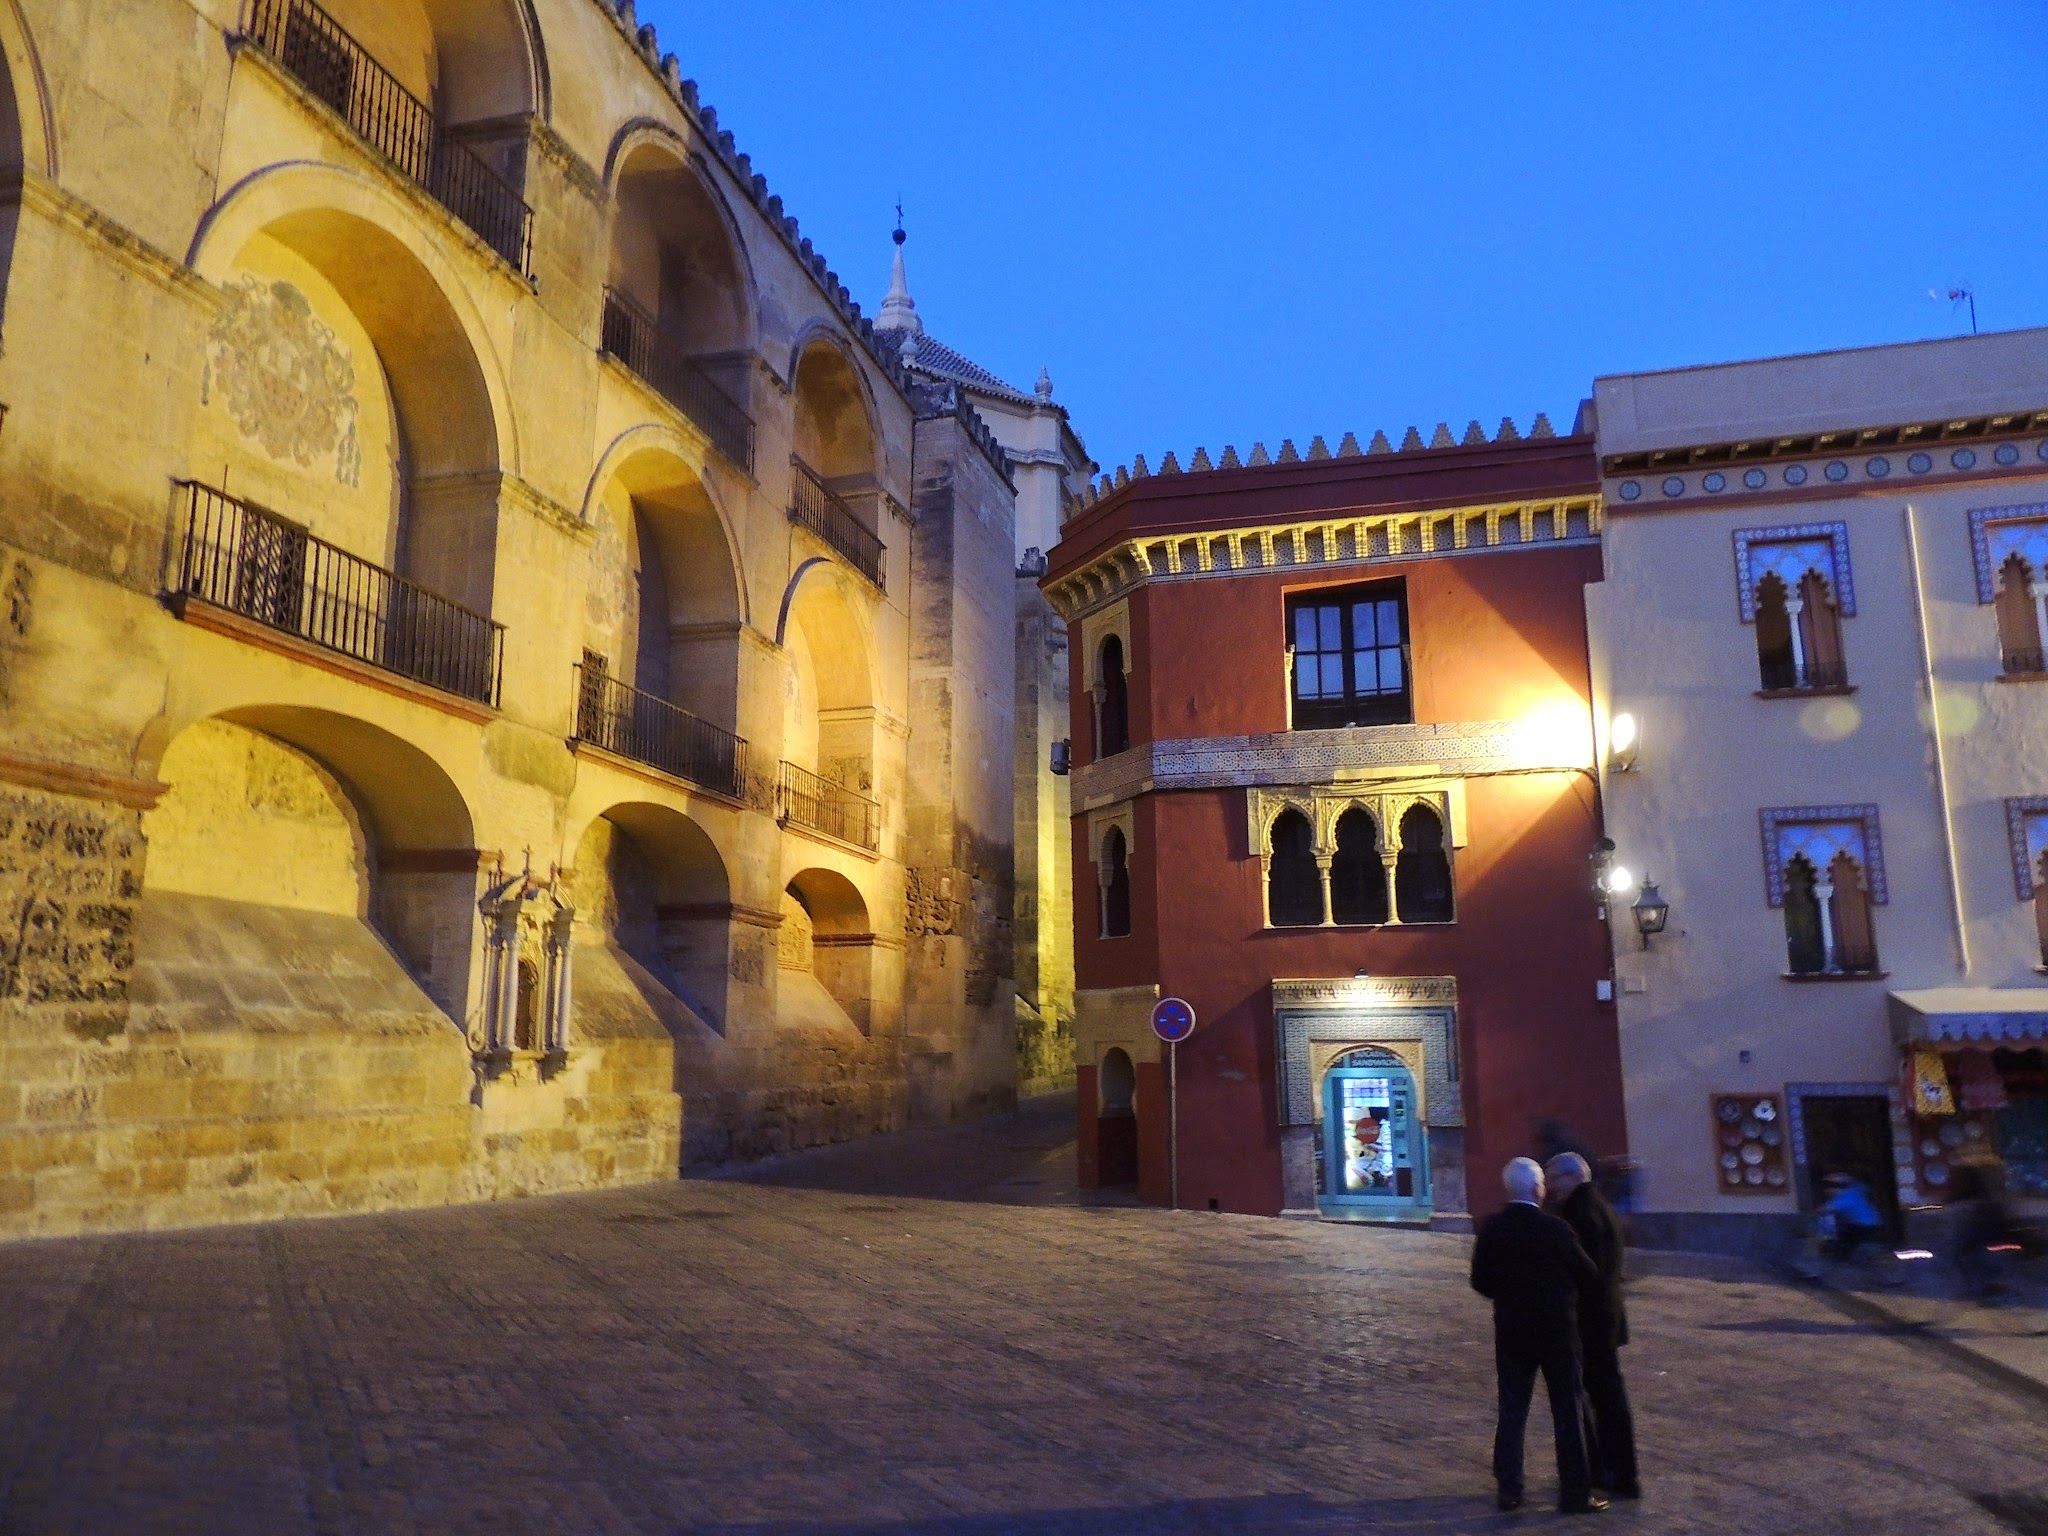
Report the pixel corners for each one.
[0,0,1025,1240]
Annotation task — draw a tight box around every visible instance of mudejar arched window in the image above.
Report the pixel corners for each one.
[1100,826,1132,938]
[1394,804,1453,923]
[1097,634,1130,757]
[1266,808,1322,927]
[1996,553,2045,675]
[1330,807,1388,925]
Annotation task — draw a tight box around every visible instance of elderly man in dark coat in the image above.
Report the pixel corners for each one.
[1470,1156,1606,1515]
[1547,1152,1640,1499]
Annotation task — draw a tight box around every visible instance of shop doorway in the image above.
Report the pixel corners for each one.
[1320,1048,1430,1223]
[1097,1047,1138,1187]
[1796,1091,1901,1240]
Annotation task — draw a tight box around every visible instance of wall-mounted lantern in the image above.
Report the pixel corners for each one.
[1608,711,1641,773]
[1050,739,1071,776]
[1631,880,1670,948]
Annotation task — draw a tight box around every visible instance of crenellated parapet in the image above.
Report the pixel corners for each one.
[1075,412,1562,511]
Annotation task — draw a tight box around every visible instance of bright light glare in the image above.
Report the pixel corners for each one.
[1511,701,1594,768]
[1610,712,1639,754]
[1606,866,1637,895]
[1894,1249,1934,1262]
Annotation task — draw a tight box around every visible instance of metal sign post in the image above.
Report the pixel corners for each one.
[1151,996,1196,1210]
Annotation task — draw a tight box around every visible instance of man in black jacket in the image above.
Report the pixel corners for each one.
[1547,1152,1640,1499]
[1470,1156,1606,1515]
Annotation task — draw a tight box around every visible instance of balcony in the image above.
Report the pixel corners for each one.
[600,290,756,474]
[172,481,504,705]
[777,761,879,852]
[789,460,885,589]
[574,664,747,800]
[245,0,533,275]
[2002,645,2046,677]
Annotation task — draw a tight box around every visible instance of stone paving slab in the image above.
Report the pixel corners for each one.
[0,1097,2044,1534]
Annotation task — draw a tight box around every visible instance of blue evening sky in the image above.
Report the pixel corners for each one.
[646,1,2048,474]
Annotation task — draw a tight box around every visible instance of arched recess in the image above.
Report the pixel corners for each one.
[569,800,733,1034]
[0,0,52,347]
[790,334,884,534]
[580,429,747,736]
[777,558,878,794]
[780,867,874,1033]
[138,705,481,1022]
[602,129,755,430]
[263,0,544,200]
[1095,1045,1138,1187]
[187,165,512,624]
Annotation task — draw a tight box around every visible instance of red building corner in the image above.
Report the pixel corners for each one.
[1042,427,1628,1222]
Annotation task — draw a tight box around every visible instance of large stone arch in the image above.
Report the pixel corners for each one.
[579,424,748,735]
[138,703,483,1022]
[775,557,878,789]
[602,123,757,360]
[780,865,874,1033]
[790,331,881,497]
[568,799,734,1035]
[0,0,49,350]
[187,161,514,615]
[0,0,51,181]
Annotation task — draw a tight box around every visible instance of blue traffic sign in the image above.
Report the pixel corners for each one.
[1151,996,1196,1044]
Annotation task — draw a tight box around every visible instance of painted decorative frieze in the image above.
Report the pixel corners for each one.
[203,276,362,485]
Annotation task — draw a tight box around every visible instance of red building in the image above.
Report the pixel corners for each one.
[1041,425,1628,1221]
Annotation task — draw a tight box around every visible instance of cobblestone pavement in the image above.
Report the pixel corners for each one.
[3,1095,2046,1536]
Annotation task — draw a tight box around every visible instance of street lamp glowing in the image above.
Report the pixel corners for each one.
[1605,865,1638,896]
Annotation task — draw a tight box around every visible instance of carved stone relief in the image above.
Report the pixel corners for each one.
[203,276,362,485]
[0,789,144,1025]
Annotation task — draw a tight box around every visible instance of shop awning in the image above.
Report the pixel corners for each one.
[1888,987,2048,1046]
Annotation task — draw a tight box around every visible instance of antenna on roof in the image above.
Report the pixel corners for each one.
[1930,284,1978,335]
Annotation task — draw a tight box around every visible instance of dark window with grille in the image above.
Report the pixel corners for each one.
[1394,804,1453,923]
[1266,809,1323,927]
[1097,635,1130,757]
[1101,827,1132,938]
[1287,582,1411,729]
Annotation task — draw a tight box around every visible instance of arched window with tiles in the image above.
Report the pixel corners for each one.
[1764,808,1885,977]
[2005,799,2048,968]
[1736,525,1853,693]
[1973,510,2048,678]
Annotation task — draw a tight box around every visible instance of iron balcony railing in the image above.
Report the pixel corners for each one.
[574,664,747,800]
[778,761,879,852]
[599,290,756,473]
[790,459,885,588]
[2002,645,2047,676]
[1789,943,1880,978]
[173,481,504,705]
[246,0,533,274]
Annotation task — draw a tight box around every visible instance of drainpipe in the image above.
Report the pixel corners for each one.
[1903,501,1969,975]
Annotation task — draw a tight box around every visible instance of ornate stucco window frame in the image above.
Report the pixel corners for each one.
[1272,975,1463,1130]
[1732,521,1857,622]
[1078,598,1132,758]
[1247,782,1463,929]
[1086,801,1136,939]
[2005,797,2048,900]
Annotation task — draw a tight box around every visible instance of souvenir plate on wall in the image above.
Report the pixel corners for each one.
[1711,1093,1789,1195]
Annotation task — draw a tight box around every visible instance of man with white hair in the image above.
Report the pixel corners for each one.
[1546,1152,1639,1500]
[1470,1156,1605,1515]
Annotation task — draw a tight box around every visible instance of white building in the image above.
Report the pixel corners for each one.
[1587,328,2048,1252]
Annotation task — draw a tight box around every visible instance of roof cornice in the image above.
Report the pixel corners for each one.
[1042,492,1602,620]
